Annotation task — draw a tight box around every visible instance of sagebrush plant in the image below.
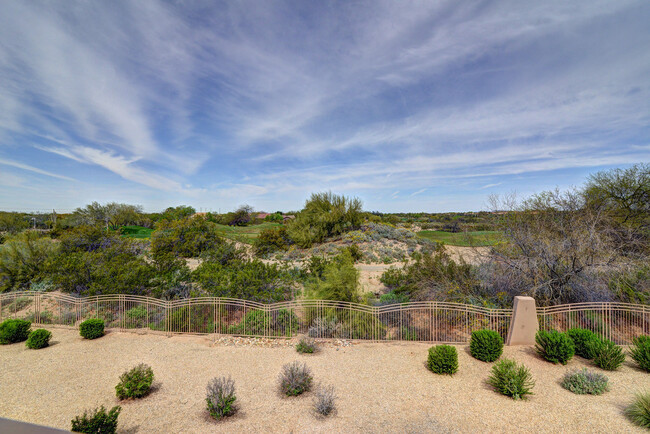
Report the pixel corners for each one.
[313,384,336,417]
[0,319,31,344]
[79,318,104,340]
[629,335,650,372]
[487,358,535,400]
[296,336,317,354]
[71,405,121,434]
[567,328,601,359]
[593,339,625,371]
[535,330,575,365]
[206,376,237,420]
[26,328,52,349]
[470,330,503,362]
[561,368,609,395]
[115,364,154,400]
[278,361,313,396]
[625,391,650,429]
[427,345,459,375]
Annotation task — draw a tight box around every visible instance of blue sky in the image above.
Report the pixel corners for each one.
[0,1,649,213]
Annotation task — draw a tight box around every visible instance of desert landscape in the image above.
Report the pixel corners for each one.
[1,327,647,433]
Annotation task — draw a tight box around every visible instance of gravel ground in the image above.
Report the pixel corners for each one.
[0,327,647,433]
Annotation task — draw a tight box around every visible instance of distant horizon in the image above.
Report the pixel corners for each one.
[1,1,649,212]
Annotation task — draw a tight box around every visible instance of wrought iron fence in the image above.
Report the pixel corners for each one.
[2,292,647,343]
[0,292,512,343]
[537,302,649,345]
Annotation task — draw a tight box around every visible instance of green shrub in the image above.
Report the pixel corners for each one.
[206,376,237,420]
[71,405,121,434]
[305,251,361,302]
[287,192,363,248]
[567,328,601,359]
[625,391,650,429]
[470,329,503,362]
[535,330,575,365]
[629,335,650,372]
[115,363,154,399]
[0,319,31,344]
[278,361,313,396]
[125,306,148,327]
[593,339,625,371]
[253,226,290,256]
[79,318,104,339]
[561,368,609,395]
[26,328,52,349]
[427,345,459,375]
[487,358,535,400]
[296,336,316,354]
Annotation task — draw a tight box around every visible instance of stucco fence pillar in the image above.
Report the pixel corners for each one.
[506,296,539,345]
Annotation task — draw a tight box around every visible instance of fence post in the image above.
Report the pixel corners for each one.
[506,296,538,346]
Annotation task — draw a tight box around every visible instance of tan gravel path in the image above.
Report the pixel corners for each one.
[0,327,646,433]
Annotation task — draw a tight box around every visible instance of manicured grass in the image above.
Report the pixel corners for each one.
[119,226,153,239]
[213,222,282,244]
[417,230,503,247]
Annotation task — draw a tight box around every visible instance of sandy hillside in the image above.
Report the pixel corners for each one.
[0,327,646,433]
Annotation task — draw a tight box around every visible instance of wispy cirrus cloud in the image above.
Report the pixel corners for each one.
[0,0,648,212]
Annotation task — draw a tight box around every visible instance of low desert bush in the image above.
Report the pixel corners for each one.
[26,328,52,349]
[0,318,31,344]
[296,336,317,354]
[206,376,237,420]
[470,329,503,362]
[71,405,121,434]
[79,318,104,340]
[313,384,336,417]
[561,368,609,395]
[427,345,459,375]
[625,391,650,429]
[278,361,313,396]
[567,328,601,359]
[629,335,650,372]
[593,339,625,371]
[535,330,575,365]
[115,363,154,400]
[487,358,535,400]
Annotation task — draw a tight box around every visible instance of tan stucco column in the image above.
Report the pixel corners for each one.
[506,296,538,345]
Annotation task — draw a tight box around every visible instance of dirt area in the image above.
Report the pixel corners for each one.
[444,245,490,265]
[0,328,646,433]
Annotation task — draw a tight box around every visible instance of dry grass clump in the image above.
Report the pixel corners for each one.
[313,384,336,417]
[278,361,313,396]
[206,376,237,420]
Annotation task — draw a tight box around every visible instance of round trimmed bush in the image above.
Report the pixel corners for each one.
[0,319,31,344]
[427,345,459,375]
[115,363,154,400]
[561,368,609,395]
[567,328,601,359]
[487,358,535,400]
[593,339,625,371]
[629,335,650,372]
[79,318,104,340]
[535,330,575,365]
[470,329,503,362]
[26,328,52,349]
